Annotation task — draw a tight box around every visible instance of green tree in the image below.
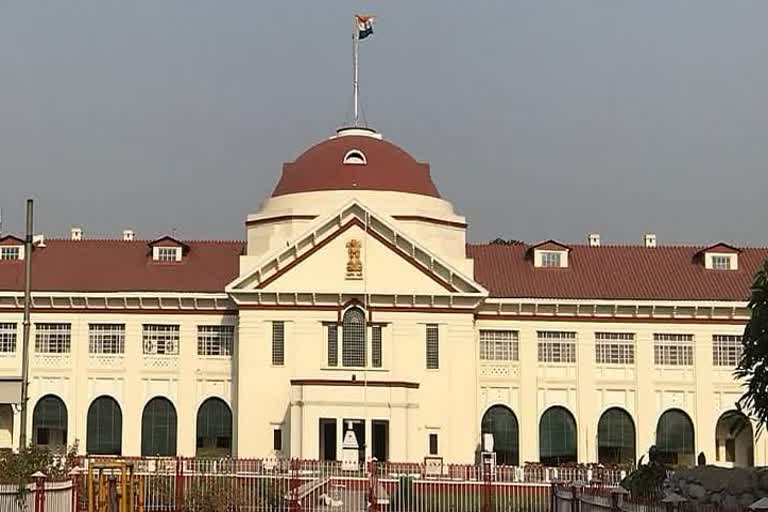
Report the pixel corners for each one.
[735,259,768,432]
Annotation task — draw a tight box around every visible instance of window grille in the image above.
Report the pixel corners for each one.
[595,332,635,365]
[141,397,177,456]
[711,255,731,270]
[86,396,122,455]
[197,325,233,356]
[272,321,285,366]
[142,324,179,355]
[157,247,179,261]
[0,247,20,260]
[541,252,561,267]
[32,395,68,447]
[35,323,71,354]
[196,398,232,456]
[713,334,742,367]
[327,324,339,367]
[654,333,694,366]
[89,324,125,354]
[537,331,576,363]
[480,330,519,361]
[426,325,439,369]
[342,309,366,367]
[372,325,383,368]
[0,323,16,353]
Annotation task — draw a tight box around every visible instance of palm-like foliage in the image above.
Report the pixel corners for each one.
[735,259,768,433]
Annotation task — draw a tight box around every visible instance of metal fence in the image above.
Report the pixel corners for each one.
[0,479,73,512]
[70,457,627,512]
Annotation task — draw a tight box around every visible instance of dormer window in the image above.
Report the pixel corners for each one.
[148,236,189,263]
[156,247,181,262]
[540,251,561,268]
[699,243,740,271]
[0,247,21,261]
[342,149,367,165]
[0,235,25,261]
[530,240,570,268]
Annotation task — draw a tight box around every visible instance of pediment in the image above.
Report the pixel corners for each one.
[227,201,486,299]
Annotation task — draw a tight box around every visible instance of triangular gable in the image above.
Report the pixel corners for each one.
[697,242,741,255]
[0,235,24,246]
[529,240,571,252]
[227,201,486,297]
[148,236,190,252]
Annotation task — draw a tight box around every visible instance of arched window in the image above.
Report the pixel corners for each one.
[539,406,577,466]
[196,398,233,457]
[597,408,635,465]
[715,410,753,467]
[32,395,67,448]
[86,396,122,455]
[481,405,519,466]
[342,149,367,165]
[656,409,694,466]
[342,308,366,367]
[141,397,177,456]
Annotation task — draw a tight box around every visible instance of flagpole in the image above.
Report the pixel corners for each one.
[353,16,359,127]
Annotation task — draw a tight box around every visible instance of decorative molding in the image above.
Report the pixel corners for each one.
[290,379,419,389]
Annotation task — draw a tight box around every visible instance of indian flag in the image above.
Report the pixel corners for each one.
[356,15,375,40]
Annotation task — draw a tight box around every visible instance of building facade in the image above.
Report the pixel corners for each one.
[0,126,764,468]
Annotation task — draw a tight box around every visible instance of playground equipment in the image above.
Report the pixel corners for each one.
[86,460,144,512]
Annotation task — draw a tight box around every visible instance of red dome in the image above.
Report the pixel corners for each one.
[272,131,440,198]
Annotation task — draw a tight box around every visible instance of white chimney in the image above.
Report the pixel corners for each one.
[588,233,601,247]
[71,227,83,241]
[32,234,45,248]
[644,233,657,248]
[122,229,135,241]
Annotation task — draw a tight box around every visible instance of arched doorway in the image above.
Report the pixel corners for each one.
[86,396,123,455]
[597,408,636,465]
[196,398,233,457]
[32,395,68,448]
[656,409,695,466]
[539,406,577,466]
[0,404,13,449]
[481,405,519,466]
[141,397,177,456]
[715,411,753,467]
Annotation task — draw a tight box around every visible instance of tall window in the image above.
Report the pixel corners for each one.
[35,323,71,354]
[0,323,16,353]
[481,405,520,466]
[656,409,695,466]
[342,309,366,367]
[196,398,232,457]
[537,331,576,363]
[272,321,285,366]
[197,325,233,357]
[327,324,339,367]
[141,397,177,456]
[654,333,694,366]
[89,324,125,354]
[32,395,67,448]
[539,406,577,466]
[143,324,179,355]
[426,324,439,369]
[371,325,383,368]
[713,334,742,367]
[0,247,20,260]
[595,332,635,365]
[597,408,635,465]
[86,396,122,455]
[480,330,519,361]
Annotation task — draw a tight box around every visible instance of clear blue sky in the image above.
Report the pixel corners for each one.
[0,1,766,245]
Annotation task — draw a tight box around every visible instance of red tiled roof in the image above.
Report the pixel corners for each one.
[272,135,440,198]
[0,238,764,301]
[468,242,768,301]
[0,240,244,293]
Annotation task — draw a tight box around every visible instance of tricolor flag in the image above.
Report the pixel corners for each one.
[356,15,375,40]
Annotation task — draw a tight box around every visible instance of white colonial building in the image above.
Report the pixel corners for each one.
[0,126,764,468]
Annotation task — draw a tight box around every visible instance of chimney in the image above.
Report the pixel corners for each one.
[644,233,657,248]
[71,227,83,241]
[32,234,45,248]
[123,229,135,242]
[588,233,601,247]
